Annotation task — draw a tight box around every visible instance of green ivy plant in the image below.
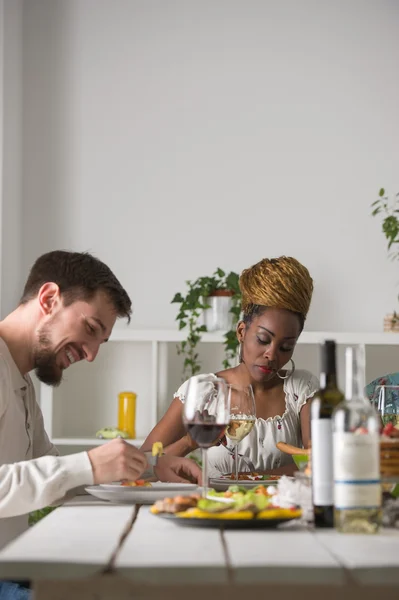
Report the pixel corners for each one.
[371,187,399,328]
[171,269,241,378]
[371,188,399,258]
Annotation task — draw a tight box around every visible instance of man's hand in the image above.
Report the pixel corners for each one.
[154,455,202,485]
[88,438,148,484]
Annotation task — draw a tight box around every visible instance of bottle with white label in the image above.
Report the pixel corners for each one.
[310,340,345,527]
[332,346,381,534]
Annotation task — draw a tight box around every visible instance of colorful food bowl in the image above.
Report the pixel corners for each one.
[292,454,309,470]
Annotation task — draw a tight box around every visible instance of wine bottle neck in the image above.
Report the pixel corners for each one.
[320,372,338,389]
[319,340,338,390]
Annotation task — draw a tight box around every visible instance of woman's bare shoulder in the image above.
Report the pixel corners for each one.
[215,366,244,384]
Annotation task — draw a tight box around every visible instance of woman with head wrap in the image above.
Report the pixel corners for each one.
[142,256,318,476]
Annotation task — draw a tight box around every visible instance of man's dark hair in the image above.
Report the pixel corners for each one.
[20,250,132,323]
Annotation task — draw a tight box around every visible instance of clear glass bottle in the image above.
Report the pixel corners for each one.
[310,340,345,527]
[332,346,381,533]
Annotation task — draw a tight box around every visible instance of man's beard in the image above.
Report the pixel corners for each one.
[33,327,63,387]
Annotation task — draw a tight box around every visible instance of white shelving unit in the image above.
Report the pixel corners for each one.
[86,329,399,345]
[51,437,146,447]
[39,329,399,449]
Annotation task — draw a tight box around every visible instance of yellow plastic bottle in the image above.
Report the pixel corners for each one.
[118,391,137,438]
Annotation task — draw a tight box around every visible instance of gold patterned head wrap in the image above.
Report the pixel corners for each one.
[239,256,313,322]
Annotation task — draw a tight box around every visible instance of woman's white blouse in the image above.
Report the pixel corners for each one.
[174,370,319,477]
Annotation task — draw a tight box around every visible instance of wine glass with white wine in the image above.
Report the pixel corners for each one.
[225,384,256,480]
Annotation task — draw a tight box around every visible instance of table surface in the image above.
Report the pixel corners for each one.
[1,494,399,586]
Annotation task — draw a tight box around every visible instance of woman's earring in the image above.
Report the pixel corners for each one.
[276,358,295,380]
[238,342,243,363]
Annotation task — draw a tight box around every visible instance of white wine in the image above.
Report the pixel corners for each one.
[225,418,255,443]
[333,346,381,534]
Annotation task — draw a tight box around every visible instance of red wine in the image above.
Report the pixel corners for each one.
[186,422,227,448]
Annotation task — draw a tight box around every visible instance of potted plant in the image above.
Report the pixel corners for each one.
[371,187,399,331]
[171,269,241,378]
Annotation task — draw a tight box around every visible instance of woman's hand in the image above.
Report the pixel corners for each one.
[154,455,202,484]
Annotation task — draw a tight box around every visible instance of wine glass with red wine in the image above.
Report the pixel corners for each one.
[182,374,230,497]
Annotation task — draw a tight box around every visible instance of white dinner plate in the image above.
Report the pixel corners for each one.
[99,482,196,491]
[85,482,199,504]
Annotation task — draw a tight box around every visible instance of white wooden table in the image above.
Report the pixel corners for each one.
[1,496,399,599]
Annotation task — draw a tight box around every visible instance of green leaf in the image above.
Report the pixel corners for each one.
[230,306,242,317]
[224,330,238,341]
[379,188,385,197]
[179,320,187,330]
[371,200,380,207]
[371,207,381,216]
[225,272,240,292]
[171,293,184,303]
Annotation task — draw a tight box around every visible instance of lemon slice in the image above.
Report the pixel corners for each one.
[176,508,254,520]
[152,442,164,457]
[257,508,302,519]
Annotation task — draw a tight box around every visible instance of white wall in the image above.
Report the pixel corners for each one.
[19,0,399,334]
[0,0,23,318]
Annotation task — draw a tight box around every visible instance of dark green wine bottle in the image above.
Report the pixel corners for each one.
[310,340,344,528]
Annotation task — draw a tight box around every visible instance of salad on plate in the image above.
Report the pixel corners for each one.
[151,484,301,521]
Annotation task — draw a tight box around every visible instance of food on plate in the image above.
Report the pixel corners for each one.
[121,479,152,487]
[257,508,301,519]
[151,494,200,513]
[225,472,280,481]
[120,443,164,486]
[95,427,129,439]
[150,484,301,520]
[178,509,256,520]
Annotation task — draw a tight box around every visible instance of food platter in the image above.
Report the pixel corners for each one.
[153,510,301,529]
[149,482,301,528]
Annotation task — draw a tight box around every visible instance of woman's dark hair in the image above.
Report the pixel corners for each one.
[20,250,132,322]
